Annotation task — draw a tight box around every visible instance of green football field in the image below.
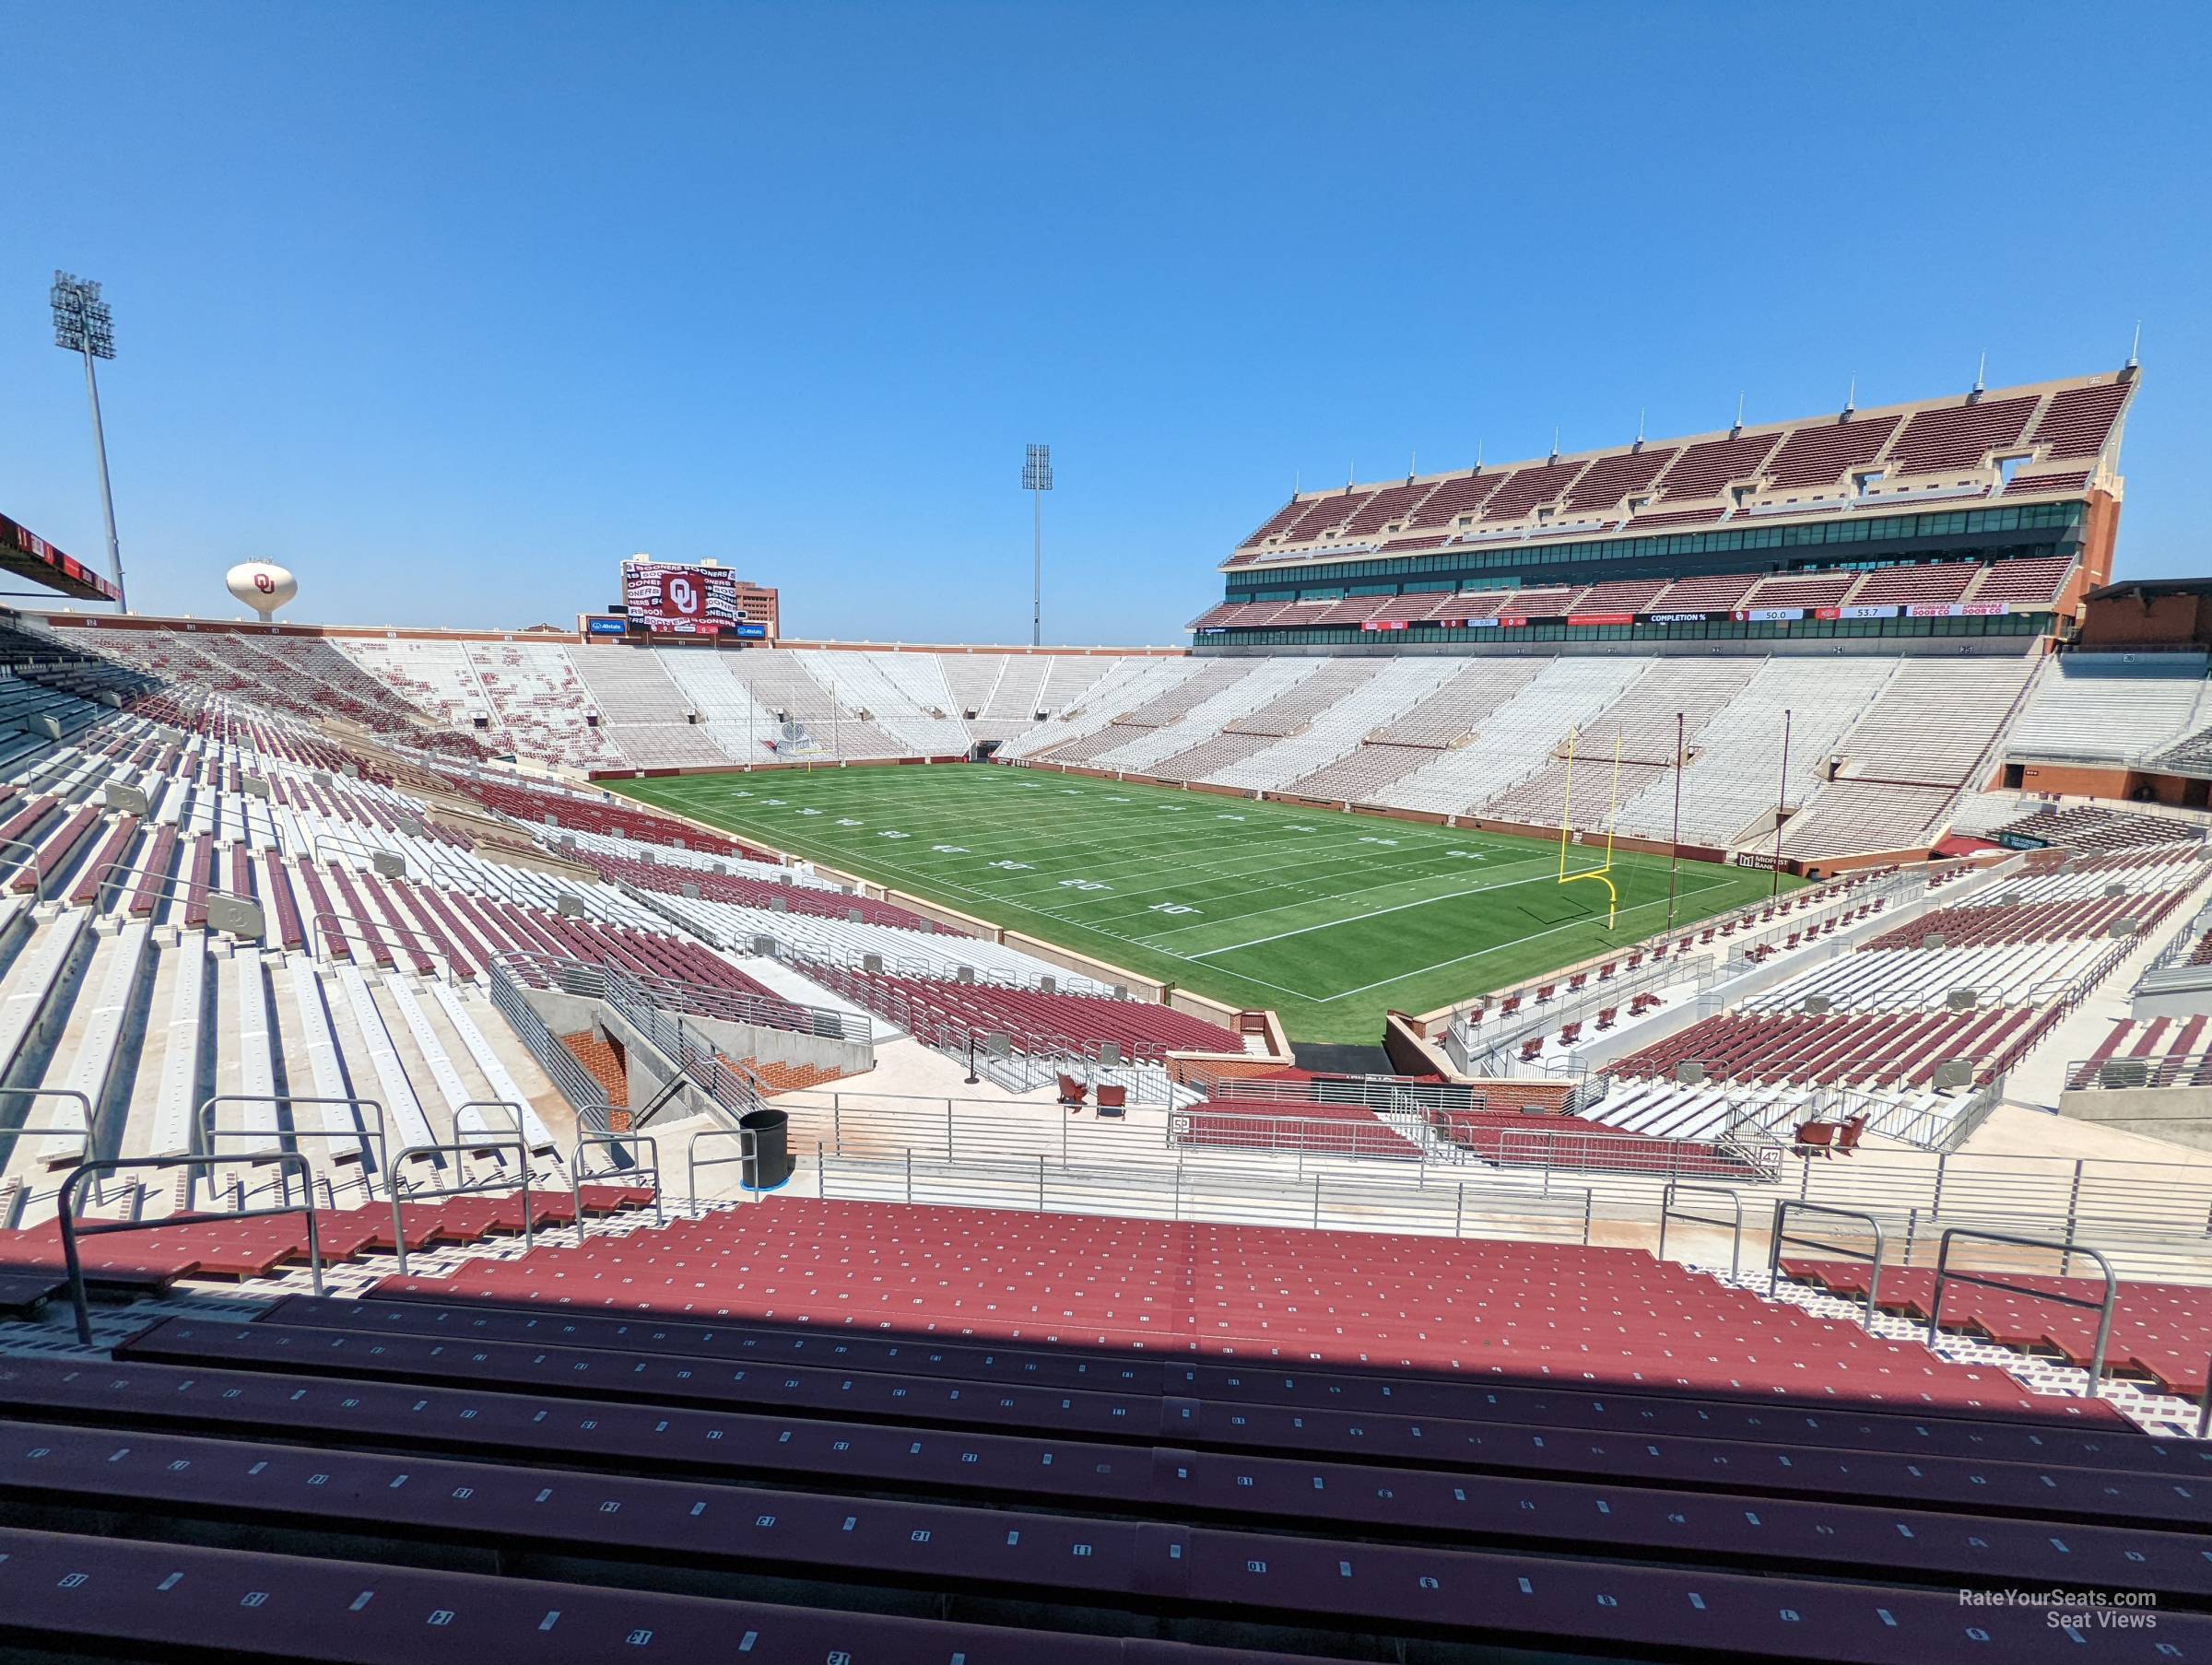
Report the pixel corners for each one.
[608,763,1796,1043]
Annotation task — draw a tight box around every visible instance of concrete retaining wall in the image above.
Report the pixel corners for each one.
[2059,1086,2212,1153]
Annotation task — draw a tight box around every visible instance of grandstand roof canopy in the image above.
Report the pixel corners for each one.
[2084,575,2212,603]
[0,509,121,602]
[1225,368,2135,574]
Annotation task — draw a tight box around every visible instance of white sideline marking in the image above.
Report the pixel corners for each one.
[1189,867,1570,958]
[1314,872,1735,1002]
[618,770,1760,1005]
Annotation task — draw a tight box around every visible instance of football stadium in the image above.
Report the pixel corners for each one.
[2,11,2211,1663]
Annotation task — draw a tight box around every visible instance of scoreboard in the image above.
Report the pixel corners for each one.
[597,558,777,640]
[622,560,741,635]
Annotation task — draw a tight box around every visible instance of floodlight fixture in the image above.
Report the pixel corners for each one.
[50,271,125,606]
[1024,443,1053,646]
[50,273,114,359]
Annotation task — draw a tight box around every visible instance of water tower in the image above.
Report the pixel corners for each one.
[226,560,298,622]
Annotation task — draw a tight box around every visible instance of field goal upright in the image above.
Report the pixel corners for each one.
[1557,724,1623,929]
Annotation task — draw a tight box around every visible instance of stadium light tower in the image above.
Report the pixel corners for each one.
[1023,443,1053,646]
[50,272,125,608]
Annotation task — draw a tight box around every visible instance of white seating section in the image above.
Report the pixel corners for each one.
[1614,657,1900,846]
[1778,658,2041,860]
[653,650,785,763]
[718,650,905,760]
[1388,658,1649,815]
[1206,658,1464,791]
[938,654,1006,727]
[1284,660,1547,803]
[995,658,1204,758]
[1147,659,1377,784]
[569,650,731,767]
[791,650,971,756]
[1742,940,2115,1013]
[640,893,1120,995]
[1090,658,1316,773]
[1477,659,1761,830]
[2006,652,2212,764]
[465,641,626,769]
[333,639,488,731]
[61,622,2170,870]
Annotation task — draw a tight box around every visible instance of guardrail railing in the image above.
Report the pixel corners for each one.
[768,1085,2212,1279]
[817,1149,1598,1244]
[2066,1050,2212,1092]
[1928,1227,2116,1399]
[0,1088,105,1202]
[1183,1073,1478,1112]
[486,960,606,1124]
[387,1131,535,1275]
[689,1127,777,1206]
[2139,892,2212,980]
[572,1131,662,1241]
[59,1153,323,1343]
[196,1093,388,1197]
[496,949,865,1044]
[1768,1199,1886,1322]
[1657,1180,1746,1278]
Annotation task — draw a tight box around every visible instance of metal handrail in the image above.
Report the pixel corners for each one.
[1188,1073,1478,1112]
[0,834,47,903]
[388,1136,533,1275]
[1768,1200,1887,1323]
[819,1146,1598,1242]
[92,861,260,936]
[0,1086,100,1176]
[307,906,456,979]
[311,829,415,877]
[198,1094,388,1188]
[1927,1227,2118,1401]
[58,1153,323,1344]
[495,947,865,1044]
[454,1098,544,1156]
[688,1128,770,1208]
[571,1131,662,1244]
[1657,1180,1745,1279]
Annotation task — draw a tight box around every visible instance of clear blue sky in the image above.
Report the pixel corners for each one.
[4,2,2207,644]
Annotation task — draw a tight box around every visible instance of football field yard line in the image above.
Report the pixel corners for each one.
[656,786,1496,979]
[639,772,1715,958]
[720,779,1533,931]
[648,770,1579,932]
[720,780,1412,891]
[611,764,1794,1040]
[1184,862,1576,958]
[1306,870,1738,1003]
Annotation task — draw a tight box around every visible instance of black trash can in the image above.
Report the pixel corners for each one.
[739,1107,792,1190]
